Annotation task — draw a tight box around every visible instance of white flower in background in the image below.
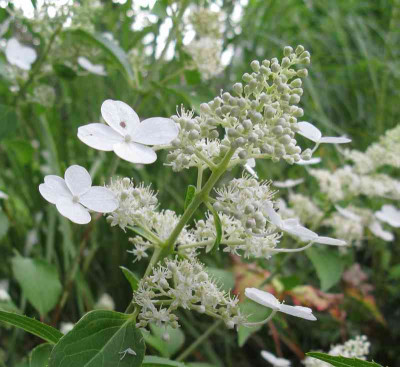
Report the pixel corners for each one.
[368,221,393,242]
[261,351,291,367]
[244,158,258,178]
[334,205,362,222]
[297,121,351,145]
[0,190,8,200]
[78,100,179,164]
[39,165,118,224]
[77,56,107,76]
[245,288,317,321]
[0,280,10,302]
[375,205,400,228]
[273,178,304,188]
[94,293,115,310]
[5,38,37,70]
[295,157,321,166]
[60,322,74,334]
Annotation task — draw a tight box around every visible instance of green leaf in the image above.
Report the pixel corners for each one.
[306,352,384,367]
[120,266,140,292]
[184,185,196,211]
[205,208,222,254]
[53,63,77,79]
[4,139,35,165]
[65,29,134,83]
[30,343,53,367]
[12,257,62,316]
[128,226,155,242]
[143,324,185,358]
[0,310,63,344]
[187,364,216,367]
[306,247,345,291]
[49,310,145,367]
[142,356,186,367]
[206,268,234,293]
[0,104,18,141]
[0,209,9,240]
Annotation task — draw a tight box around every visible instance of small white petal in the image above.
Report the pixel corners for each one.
[297,121,322,143]
[5,38,37,70]
[261,351,291,367]
[43,175,72,200]
[77,56,106,76]
[132,117,179,145]
[375,205,400,228]
[246,158,256,168]
[244,288,281,310]
[279,304,317,321]
[314,236,347,246]
[335,205,362,222]
[0,190,8,200]
[113,142,157,164]
[369,221,394,242]
[56,197,91,224]
[283,222,318,240]
[39,184,62,204]
[78,123,123,151]
[79,186,119,213]
[101,100,140,135]
[319,136,352,144]
[295,157,321,166]
[273,178,304,188]
[64,165,92,197]
[264,202,283,227]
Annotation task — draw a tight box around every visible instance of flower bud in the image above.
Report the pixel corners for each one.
[233,83,243,95]
[281,57,290,68]
[295,45,305,55]
[297,68,308,78]
[250,60,260,72]
[242,73,252,83]
[283,46,293,56]
[200,103,212,114]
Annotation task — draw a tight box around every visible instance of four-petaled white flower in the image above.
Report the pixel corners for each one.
[261,351,291,367]
[297,121,351,145]
[39,165,118,224]
[77,56,107,76]
[245,288,317,321]
[78,100,179,164]
[5,38,37,70]
[273,178,304,188]
[375,205,400,228]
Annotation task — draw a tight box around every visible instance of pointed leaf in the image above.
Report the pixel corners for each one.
[306,352,383,367]
[120,266,140,292]
[142,356,186,367]
[184,185,196,211]
[206,207,222,254]
[30,343,53,367]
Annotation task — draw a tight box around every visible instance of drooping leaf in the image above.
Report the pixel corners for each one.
[0,104,18,141]
[306,247,345,291]
[49,310,145,367]
[206,208,222,254]
[143,324,185,358]
[306,352,383,367]
[0,310,63,344]
[30,343,53,367]
[142,356,186,367]
[12,257,62,316]
[184,185,196,211]
[120,266,140,292]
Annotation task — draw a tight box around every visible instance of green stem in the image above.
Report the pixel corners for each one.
[197,165,204,190]
[176,319,223,362]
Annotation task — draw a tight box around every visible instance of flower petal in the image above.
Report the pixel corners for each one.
[244,288,280,310]
[55,197,91,224]
[273,178,304,188]
[261,351,291,367]
[101,99,140,135]
[79,186,119,213]
[5,38,37,70]
[77,56,106,76]
[43,175,72,199]
[297,121,322,143]
[369,221,394,242]
[77,123,123,151]
[314,236,347,246]
[279,304,317,321]
[319,136,352,144]
[264,202,283,227]
[132,117,179,145]
[113,142,157,164]
[335,205,362,222]
[64,165,92,196]
[375,205,400,228]
[295,157,321,165]
[282,221,318,240]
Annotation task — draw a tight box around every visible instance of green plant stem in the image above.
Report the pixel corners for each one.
[197,165,204,190]
[176,319,223,362]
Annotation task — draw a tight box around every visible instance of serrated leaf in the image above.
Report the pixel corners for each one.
[143,324,185,358]
[184,185,196,211]
[120,266,140,292]
[206,208,222,254]
[0,310,63,344]
[30,343,53,367]
[65,29,134,83]
[306,247,345,291]
[0,104,18,141]
[142,356,186,367]
[12,257,62,316]
[49,310,145,367]
[306,352,384,367]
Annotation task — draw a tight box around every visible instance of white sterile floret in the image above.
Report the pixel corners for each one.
[39,165,118,224]
[295,157,321,165]
[245,288,317,321]
[334,205,362,222]
[273,178,304,188]
[368,221,394,242]
[5,38,37,70]
[375,204,400,228]
[261,351,291,367]
[297,121,351,145]
[78,100,179,164]
[77,56,107,76]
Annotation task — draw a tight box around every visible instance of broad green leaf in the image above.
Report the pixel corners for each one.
[120,266,140,292]
[187,364,216,367]
[65,29,134,83]
[49,310,145,367]
[0,209,9,239]
[206,268,235,293]
[306,352,383,367]
[144,324,185,358]
[12,257,62,316]
[30,343,53,367]
[206,208,222,254]
[184,185,196,211]
[0,104,18,141]
[0,310,63,344]
[142,356,186,367]
[237,299,270,347]
[306,247,345,291]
